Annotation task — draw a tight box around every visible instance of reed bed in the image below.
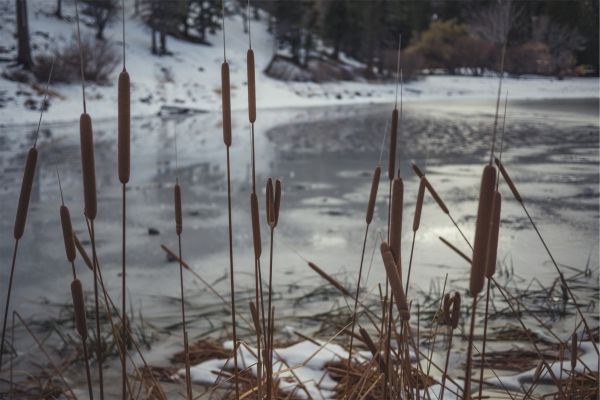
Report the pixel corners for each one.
[2,7,598,400]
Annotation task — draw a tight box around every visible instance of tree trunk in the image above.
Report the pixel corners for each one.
[160,30,166,55]
[151,28,157,54]
[96,23,105,40]
[16,0,33,69]
[55,0,62,18]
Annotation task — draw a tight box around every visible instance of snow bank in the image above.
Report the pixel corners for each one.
[0,0,598,126]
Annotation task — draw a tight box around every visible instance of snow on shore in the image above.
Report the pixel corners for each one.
[0,0,598,127]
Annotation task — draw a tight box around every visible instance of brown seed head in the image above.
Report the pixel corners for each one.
[265,178,274,226]
[71,278,88,339]
[221,62,232,147]
[118,70,130,184]
[389,177,404,265]
[174,183,182,235]
[250,192,261,260]
[424,177,449,214]
[571,332,577,369]
[485,191,502,278]
[80,113,97,220]
[14,147,37,239]
[247,49,256,123]
[307,261,350,297]
[442,293,452,325]
[494,157,522,203]
[470,165,496,296]
[411,162,424,179]
[413,176,426,232]
[60,205,76,263]
[249,301,260,336]
[388,108,398,180]
[380,242,410,320]
[273,179,281,227]
[450,292,461,330]
[366,166,381,224]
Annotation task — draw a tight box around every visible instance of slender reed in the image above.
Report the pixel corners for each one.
[440,292,460,400]
[219,2,239,397]
[57,171,94,399]
[117,0,130,393]
[405,176,425,294]
[0,59,54,371]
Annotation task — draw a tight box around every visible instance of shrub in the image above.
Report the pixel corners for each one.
[507,41,553,75]
[33,34,120,84]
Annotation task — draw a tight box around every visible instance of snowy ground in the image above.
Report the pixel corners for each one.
[0,0,598,127]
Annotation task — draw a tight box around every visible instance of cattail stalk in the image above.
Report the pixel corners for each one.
[0,61,54,371]
[440,292,460,400]
[405,176,426,295]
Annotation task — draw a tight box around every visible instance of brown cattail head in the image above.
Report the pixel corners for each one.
[250,192,261,259]
[14,147,37,239]
[80,113,97,220]
[470,165,497,296]
[249,301,261,336]
[307,261,350,297]
[71,278,88,339]
[247,49,256,123]
[424,177,449,214]
[494,157,522,203]
[266,178,274,226]
[442,293,452,324]
[118,70,130,184]
[450,292,461,330]
[60,205,76,263]
[221,62,232,147]
[413,176,426,232]
[571,332,577,369]
[533,361,545,381]
[389,177,404,265]
[273,179,281,227]
[73,234,93,272]
[388,108,398,180]
[174,183,182,235]
[359,327,378,356]
[411,162,424,179]
[485,191,502,278]
[366,165,381,224]
[380,242,410,320]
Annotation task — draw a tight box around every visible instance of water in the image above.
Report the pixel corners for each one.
[0,99,597,394]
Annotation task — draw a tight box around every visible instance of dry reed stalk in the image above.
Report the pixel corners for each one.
[438,237,472,264]
[71,277,94,400]
[307,262,350,297]
[495,157,598,356]
[405,176,426,296]
[388,109,398,181]
[571,332,578,397]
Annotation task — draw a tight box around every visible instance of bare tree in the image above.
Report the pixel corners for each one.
[468,0,523,45]
[82,0,119,40]
[533,15,585,75]
[15,0,33,69]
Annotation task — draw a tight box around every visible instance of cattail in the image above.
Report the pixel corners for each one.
[389,177,404,264]
[250,192,261,260]
[470,165,496,296]
[73,234,93,272]
[424,177,449,214]
[14,147,37,239]
[439,236,472,264]
[249,301,260,336]
[388,108,398,180]
[380,242,409,320]
[273,179,281,227]
[533,361,545,381]
[60,205,76,263]
[571,332,577,369]
[485,191,502,278]
[411,162,424,179]
[174,183,182,235]
[307,261,350,297]
[359,327,385,372]
[80,113,97,220]
[413,176,425,232]
[247,49,256,123]
[71,278,88,339]
[442,293,452,324]
[266,178,274,226]
[494,157,522,203]
[366,166,381,224]
[450,292,461,330]
[221,62,231,147]
[118,70,130,184]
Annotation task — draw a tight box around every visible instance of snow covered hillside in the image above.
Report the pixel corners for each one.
[0,0,598,126]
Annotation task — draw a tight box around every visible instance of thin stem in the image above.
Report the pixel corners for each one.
[121,183,128,400]
[221,0,226,62]
[448,213,473,251]
[247,0,251,49]
[82,338,95,400]
[178,233,192,400]
[463,296,478,400]
[225,147,239,399]
[0,240,20,371]
[34,58,55,148]
[477,279,493,400]
[394,34,401,108]
[266,227,275,400]
[74,0,87,114]
[121,0,126,70]
[89,219,105,400]
[489,44,506,165]
[405,232,416,296]
[344,223,370,399]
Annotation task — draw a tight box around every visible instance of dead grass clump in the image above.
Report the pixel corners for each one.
[171,338,231,365]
